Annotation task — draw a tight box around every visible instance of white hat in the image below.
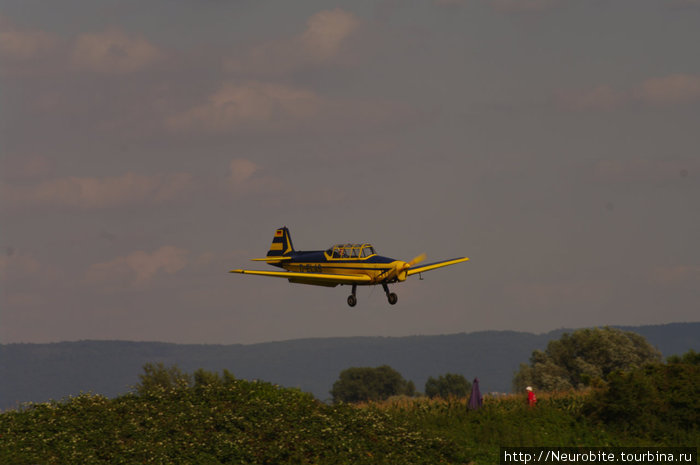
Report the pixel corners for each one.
[526,386,533,391]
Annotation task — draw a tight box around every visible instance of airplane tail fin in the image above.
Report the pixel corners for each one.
[266,226,295,258]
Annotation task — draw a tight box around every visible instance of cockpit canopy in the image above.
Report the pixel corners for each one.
[327,243,376,258]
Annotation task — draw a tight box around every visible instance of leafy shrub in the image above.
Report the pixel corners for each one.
[585,359,700,439]
[0,372,457,465]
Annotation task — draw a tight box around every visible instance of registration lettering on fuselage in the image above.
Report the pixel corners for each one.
[298,263,323,273]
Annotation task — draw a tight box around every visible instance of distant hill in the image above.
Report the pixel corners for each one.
[1,322,697,410]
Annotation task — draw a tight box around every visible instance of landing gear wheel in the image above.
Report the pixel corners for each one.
[347,295,357,307]
[387,293,398,305]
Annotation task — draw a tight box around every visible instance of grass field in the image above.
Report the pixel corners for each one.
[364,391,698,464]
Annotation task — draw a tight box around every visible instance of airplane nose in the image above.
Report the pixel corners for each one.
[396,254,425,282]
[396,261,409,282]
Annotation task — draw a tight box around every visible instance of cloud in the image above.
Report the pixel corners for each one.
[228,158,260,185]
[71,28,162,74]
[222,158,345,207]
[0,15,61,76]
[299,9,361,61]
[223,8,360,76]
[557,74,700,111]
[634,74,700,106]
[1,172,193,210]
[224,158,286,198]
[0,16,56,60]
[165,81,323,132]
[86,246,189,287]
[0,250,41,281]
[165,79,417,135]
[160,9,411,135]
[2,19,164,78]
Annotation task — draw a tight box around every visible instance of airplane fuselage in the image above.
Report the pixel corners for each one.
[272,249,407,285]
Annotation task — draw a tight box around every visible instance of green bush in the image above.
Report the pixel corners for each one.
[0,374,457,465]
[585,360,700,439]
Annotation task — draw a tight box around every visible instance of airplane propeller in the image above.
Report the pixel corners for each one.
[408,253,427,267]
[395,253,426,282]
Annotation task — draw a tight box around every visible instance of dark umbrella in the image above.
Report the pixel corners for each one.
[468,377,482,410]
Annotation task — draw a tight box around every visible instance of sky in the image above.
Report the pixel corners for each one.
[1,0,699,345]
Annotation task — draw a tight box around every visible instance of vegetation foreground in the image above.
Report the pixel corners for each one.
[0,378,458,465]
[1,360,698,465]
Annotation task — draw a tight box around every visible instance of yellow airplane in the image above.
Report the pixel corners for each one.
[230,227,469,307]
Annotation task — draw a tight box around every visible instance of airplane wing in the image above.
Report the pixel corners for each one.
[229,269,372,287]
[406,257,469,276]
[250,257,293,264]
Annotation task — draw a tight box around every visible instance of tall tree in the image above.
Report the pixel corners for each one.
[330,365,415,403]
[424,373,471,399]
[667,349,700,365]
[134,362,191,394]
[193,368,236,388]
[512,327,661,392]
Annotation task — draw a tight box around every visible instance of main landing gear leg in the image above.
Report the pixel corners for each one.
[382,283,398,305]
[347,284,357,307]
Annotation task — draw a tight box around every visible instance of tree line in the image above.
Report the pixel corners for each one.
[135,327,694,405]
[135,362,474,403]
[328,366,474,403]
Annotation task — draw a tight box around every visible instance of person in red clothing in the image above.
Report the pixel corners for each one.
[526,386,537,407]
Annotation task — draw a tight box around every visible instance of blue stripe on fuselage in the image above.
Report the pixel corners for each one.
[267,250,396,269]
